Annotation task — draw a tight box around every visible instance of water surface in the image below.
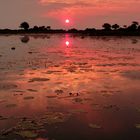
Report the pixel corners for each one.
[0,34,140,140]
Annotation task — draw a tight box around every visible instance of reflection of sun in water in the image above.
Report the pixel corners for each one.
[65,19,70,23]
[65,41,70,46]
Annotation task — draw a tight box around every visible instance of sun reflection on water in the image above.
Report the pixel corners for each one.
[65,41,70,46]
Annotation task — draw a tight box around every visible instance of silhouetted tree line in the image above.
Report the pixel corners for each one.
[0,21,140,36]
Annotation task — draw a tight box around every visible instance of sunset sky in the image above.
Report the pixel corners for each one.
[0,0,140,29]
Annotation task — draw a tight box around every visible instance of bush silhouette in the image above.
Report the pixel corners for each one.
[19,22,30,30]
[112,24,120,30]
[102,23,111,30]
[127,21,139,31]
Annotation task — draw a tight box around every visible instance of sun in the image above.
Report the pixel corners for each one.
[65,19,70,23]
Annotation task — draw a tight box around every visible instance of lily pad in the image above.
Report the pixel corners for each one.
[0,116,8,120]
[41,112,71,125]
[103,105,120,111]
[70,109,87,114]
[55,90,64,94]
[46,96,57,98]
[0,83,17,90]
[16,119,44,131]
[0,128,14,136]
[135,124,140,129]
[28,78,50,83]
[24,96,34,100]
[15,130,38,138]
[11,47,15,50]
[27,89,38,92]
[136,108,140,113]
[6,104,17,108]
[89,123,101,129]
[0,118,44,139]
[72,98,83,103]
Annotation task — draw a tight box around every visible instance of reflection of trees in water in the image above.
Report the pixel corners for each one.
[20,36,30,43]
[131,39,138,44]
[31,35,51,39]
[20,35,51,43]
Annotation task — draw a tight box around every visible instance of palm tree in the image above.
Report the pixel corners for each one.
[112,24,120,30]
[102,23,111,30]
[19,22,30,30]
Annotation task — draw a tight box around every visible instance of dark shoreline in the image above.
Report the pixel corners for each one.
[0,29,140,36]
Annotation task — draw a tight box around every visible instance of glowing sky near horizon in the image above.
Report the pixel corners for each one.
[0,0,140,29]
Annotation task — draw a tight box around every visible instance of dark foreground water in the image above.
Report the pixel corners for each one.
[0,34,140,140]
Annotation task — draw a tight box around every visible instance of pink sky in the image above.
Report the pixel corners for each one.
[0,0,140,29]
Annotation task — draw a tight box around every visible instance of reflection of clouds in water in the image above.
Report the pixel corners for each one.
[121,71,140,80]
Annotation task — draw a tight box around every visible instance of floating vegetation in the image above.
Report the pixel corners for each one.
[27,89,38,92]
[91,104,102,111]
[46,70,62,74]
[66,66,77,73]
[89,123,101,129]
[70,109,87,114]
[24,96,34,100]
[0,118,44,139]
[0,128,14,136]
[0,116,8,120]
[72,98,83,103]
[136,108,140,113]
[11,47,15,50]
[83,98,92,101]
[46,96,57,99]
[15,130,38,138]
[28,78,50,83]
[16,118,44,131]
[103,105,120,111]
[13,93,23,96]
[69,93,79,96]
[73,62,88,66]
[6,104,17,108]
[12,90,25,93]
[102,93,113,97]
[0,83,17,90]
[121,71,140,80]
[135,124,140,129]
[41,112,71,125]
[55,89,64,94]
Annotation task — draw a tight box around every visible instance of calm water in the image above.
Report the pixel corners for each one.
[0,34,140,140]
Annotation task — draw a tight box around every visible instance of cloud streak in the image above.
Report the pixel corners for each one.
[38,0,140,28]
[0,0,140,29]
